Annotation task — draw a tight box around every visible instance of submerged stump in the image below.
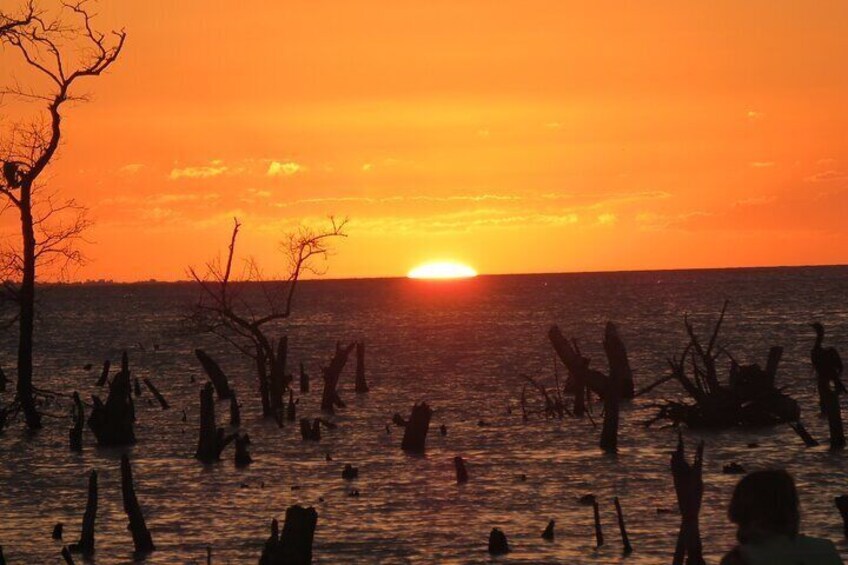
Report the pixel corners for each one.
[88,352,135,446]
[121,455,154,554]
[401,402,433,453]
[195,349,233,400]
[68,470,97,557]
[259,505,318,565]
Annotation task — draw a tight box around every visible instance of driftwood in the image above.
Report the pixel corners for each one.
[320,342,356,413]
[195,349,233,400]
[671,436,705,565]
[355,341,368,393]
[299,362,309,393]
[259,506,318,565]
[652,305,799,429]
[69,392,84,451]
[96,360,110,387]
[120,455,154,554]
[195,383,234,462]
[88,352,135,446]
[142,378,169,410]
[68,470,97,557]
[401,402,433,453]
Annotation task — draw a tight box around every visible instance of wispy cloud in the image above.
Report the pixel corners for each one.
[267,160,302,176]
[170,160,228,180]
[804,170,848,183]
[750,161,775,168]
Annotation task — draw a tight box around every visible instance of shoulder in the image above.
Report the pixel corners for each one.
[720,547,747,565]
[796,534,842,561]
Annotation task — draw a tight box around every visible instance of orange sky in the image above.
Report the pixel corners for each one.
[2,1,848,281]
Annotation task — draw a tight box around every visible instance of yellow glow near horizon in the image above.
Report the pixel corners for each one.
[408,261,477,279]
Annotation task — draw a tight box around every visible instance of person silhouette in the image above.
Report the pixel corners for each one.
[721,470,843,565]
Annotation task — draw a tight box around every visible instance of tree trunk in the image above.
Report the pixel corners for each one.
[299,362,309,393]
[269,336,287,425]
[257,345,272,417]
[96,360,110,386]
[69,391,84,451]
[604,322,634,399]
[671,437,705,565]
[259,505,318,565]
[142,378,169,410]
[195,349,232,400]
[320,342,356,413]
[87,353,135,446]
[120,455,154,554]
[196,383,233,462]
[16,186,41,430]
[69,470,97,557]
[355,341,368,393]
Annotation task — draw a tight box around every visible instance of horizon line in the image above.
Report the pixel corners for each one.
[42,261,848,286]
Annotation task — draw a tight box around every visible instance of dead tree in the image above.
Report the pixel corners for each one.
[234,433,252,467]
[320,342,356,413]
[614,496,633,554]
[189,217,347,419]
[68,470,97,557]
[194,349,232,400]
[259,505,318,565]
[488,528,509,555]
[401,402,433,453]
[120,455,154,554]
[69,391,83,451]
[0,364,7,392]
[87,352,135,446]
[0,1,125,430]
[650,304,799,429]
[604,322,635,398]
[195,383,234,463]
[230,390,241,427]
[671,436,705,565]
[355,341,368,393]
[835,496,848,539]
[454,456,468,483]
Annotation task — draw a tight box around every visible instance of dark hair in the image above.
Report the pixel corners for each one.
[728,470,800,542]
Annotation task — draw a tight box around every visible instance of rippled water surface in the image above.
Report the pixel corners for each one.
[1,267,848,564]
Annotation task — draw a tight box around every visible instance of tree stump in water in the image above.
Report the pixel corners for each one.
[320,342,356,413]
[195,349,233,400]
[287,390,297,422]
[835,496,848,539]
[300,418,321,441]
[230,389,241,427]
[541,520,555,541]
[95,360,110,387]
[0,364,6,392]
[68,470,97,557]
[259,505,318,565]
[88,352,135,446]
[120,455,154,554]
[671,436,705,565]
[195,383,234,462]
[69,392,84,451]
[234,433,252,467]
[604,322,635,398]
[488,528,509,555]
[823,390,846,450]
[269,336,288,425]
[299,362,309,393]
[401,402,433,453]
[454,456,468,483]
[355,341,368,393]
[143,378,169,410]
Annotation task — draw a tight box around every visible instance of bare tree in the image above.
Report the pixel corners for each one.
[190,217,347,421]
[0,1,125,429]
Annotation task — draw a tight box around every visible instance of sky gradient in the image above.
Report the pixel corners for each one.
[2,1,848,281]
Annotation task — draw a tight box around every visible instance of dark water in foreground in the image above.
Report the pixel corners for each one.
[1,266,848,564]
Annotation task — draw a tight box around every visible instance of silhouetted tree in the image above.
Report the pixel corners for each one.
[0,1,125,429]
[189,217,347,419]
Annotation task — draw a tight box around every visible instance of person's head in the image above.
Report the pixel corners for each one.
[728,469,800,543]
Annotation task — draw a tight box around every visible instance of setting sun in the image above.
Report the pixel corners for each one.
[407,261,478,279]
